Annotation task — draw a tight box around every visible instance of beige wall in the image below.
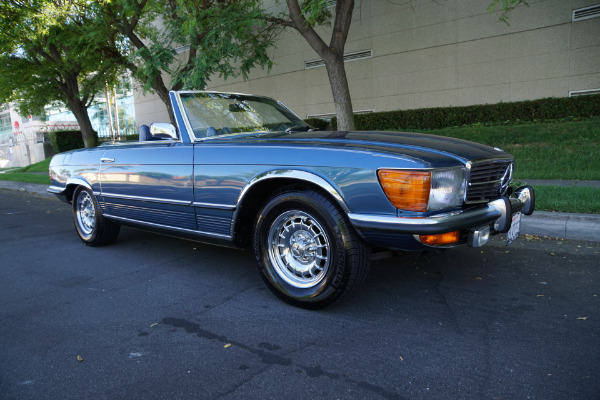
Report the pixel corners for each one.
[134,0,600,126]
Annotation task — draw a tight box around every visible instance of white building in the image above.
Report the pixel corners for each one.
[134,0,600,126]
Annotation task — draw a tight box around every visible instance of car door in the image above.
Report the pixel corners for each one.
[97,141,196,230]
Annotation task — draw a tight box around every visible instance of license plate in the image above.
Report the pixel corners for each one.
[506,212,521,246]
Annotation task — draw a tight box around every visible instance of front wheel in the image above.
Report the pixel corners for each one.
[253,189,370,309]
[73,186,120,246]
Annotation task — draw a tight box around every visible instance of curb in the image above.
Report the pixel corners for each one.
[0,181,54,197]
[1,181,599,243]
[521,211,600,242]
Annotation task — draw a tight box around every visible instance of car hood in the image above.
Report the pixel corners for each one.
[208,130,510,165]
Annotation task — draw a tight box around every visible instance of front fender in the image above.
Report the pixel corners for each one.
[236,169,351,214]
[48,176,95,204]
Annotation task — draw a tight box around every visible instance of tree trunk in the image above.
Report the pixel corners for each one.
[283,0,356,131]
[154,84,176,127]
[324,54,355,131]
[67,98,98,148]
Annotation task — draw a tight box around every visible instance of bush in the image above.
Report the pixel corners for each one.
[98,134,139,142]
[48,130,85,153]
[304,117,329,130]
[331,94,600,131]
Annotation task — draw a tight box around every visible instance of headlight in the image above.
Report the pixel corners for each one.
[428,168,466,211]
[378,168,465,212]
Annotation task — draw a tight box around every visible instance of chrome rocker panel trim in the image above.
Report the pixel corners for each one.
[100,192,192,206]
[104,214,236,248]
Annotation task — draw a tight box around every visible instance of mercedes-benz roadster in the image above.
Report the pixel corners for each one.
[48,91,535,308]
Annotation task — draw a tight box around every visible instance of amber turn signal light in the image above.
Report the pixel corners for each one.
[377,169,431,212]
[419,231,461,245]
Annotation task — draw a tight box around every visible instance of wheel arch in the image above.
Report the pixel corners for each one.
[63,177,94,203]
[232,170,350,247]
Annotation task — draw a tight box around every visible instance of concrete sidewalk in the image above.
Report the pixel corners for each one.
[1,180,599,243]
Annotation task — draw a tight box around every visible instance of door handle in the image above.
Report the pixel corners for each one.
[101,157,115,163]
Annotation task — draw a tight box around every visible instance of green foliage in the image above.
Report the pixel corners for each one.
[303,117,328,130]
[101,0,276,96]
[299,0,332,26]
[0,172,50,185]
[13,158,51,173]
[488,0,529,24]
[48,130,86,153]
[532,186,600,214]
[0,0,124,148]
[99,134,138,142]
[332,95,600,131]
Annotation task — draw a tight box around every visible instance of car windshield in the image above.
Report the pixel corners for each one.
[179,92,311,139]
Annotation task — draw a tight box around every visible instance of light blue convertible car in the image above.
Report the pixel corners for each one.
[49,91,535,308]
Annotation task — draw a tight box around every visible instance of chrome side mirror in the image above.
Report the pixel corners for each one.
[150,122,178,140]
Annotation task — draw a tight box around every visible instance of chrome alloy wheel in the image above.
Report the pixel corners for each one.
[76,190,96,237]
[267,210,331,288]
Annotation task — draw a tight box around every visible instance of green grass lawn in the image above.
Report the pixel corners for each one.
[2,119,599,213]
[0,172,49,184]
[0,158,51,184]
[12,158,51,173]
[532,186,600,214]
[420,117,600,180]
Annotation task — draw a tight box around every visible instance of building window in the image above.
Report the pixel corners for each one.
[0,112,11,133]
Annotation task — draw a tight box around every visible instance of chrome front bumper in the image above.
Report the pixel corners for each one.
[349,185,535,238]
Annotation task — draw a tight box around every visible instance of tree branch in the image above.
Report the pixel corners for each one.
[284,0,330,58]
[330,0,354,55]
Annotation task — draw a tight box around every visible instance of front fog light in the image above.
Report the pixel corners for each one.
[419,231,461,245]
[468,226,490,248]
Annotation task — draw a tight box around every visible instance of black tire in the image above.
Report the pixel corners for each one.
[72,186,120,246]
[253,189,370,309]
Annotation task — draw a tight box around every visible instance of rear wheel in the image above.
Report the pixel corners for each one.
[73,186,120,246]
[253,189,370,309]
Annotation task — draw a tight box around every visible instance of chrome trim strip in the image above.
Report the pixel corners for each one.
[47,185,65,194]
[230,169,350,241]
[100,192,192,206]
[349,203,503,235]
[171,91,195,143]
[469,179,503,186]
[65,177,93,191]
[191,201,237,210]
[349,191,531,237]
[169,91,189,144]
[104,214,233,240]
[236,169,349,214]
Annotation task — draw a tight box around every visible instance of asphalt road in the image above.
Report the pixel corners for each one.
[1,188,599,400]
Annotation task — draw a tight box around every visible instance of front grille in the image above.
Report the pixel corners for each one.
[466,160,513,203]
